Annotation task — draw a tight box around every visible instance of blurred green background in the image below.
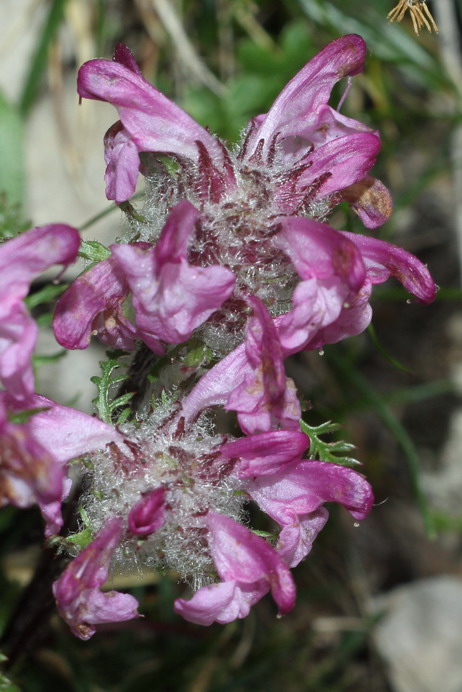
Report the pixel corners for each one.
[1,1,462,690]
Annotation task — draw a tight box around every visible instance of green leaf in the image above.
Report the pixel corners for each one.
[367,323,412,373]
[91,351,131,423]
[300,419,360,467]
[79,239,111,262]
[66,508,94,549]
[0,91,24,208]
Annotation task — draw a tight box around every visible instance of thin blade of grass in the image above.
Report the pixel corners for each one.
[19,0,69,116]
[326,347,436,538]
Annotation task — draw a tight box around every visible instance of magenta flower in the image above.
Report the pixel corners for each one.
[243,460,373,567]
[70,36,437,364]
[174,513,296,625]
[273,216,436,353]
[79,43,234,204]
[53,518,139,640]
[180,296,300,432]
[128,487,167,536]
[53,201,235,351]
[77,36,388,227]
[0,392,123,536]
[225,296,301,434]
[53,252,143,351]
[56,365,374,632]
[111,201,235,345]
[0,224,80,399]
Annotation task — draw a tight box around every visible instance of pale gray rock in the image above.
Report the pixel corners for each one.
[373,576,462,692]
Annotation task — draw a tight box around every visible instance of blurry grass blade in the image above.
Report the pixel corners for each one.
[368,323,412,373]
[326,347,436,538]
[0,91,24,208]
[79,203,118,231]
[19,0,69,116]
[298,0,444,88]
[25,283,67,311]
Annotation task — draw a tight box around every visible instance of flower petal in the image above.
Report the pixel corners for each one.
[128,487,167,536]
[342,176,393,229]
[276,216,366,291]
[174,580,262,625]
[245,34,367,160]
[247,460,374,525]
[112,201,235,345]
[341,231,437,303]
[78,50,226,178]
[53,253,144,351]
[0,224,80,398]
[104,121,141,202]
[53,518,139,640]
[220,429,310,477]
[205,513,296,616]
[277,508,329,567]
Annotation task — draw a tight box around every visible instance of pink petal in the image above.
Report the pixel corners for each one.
[341,231,437,303]
[174,580,263,625]
[128,487,167,535]
[206,513,296,616]
[245,34,367,160]
[0,415,63,508]
[180,345,248,423]
[10,394,125,464]
[226,297,301,433]
[247,460,374,525]
[53,518,139,640]
[304,283,373,350]
[275,278,348,355]
[0,304,37,399]
[0,224,80,398]
[53,254,143,351]
[112,201,235,345]
[291,132,381,197]
[78,52,225,172]
[104,121,141,202]
[276,217,366,291]
[0,225,80,297]
[220,429,309,477]
[277,508,329,568]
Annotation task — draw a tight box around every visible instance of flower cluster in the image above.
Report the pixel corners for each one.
[0,34,436,639]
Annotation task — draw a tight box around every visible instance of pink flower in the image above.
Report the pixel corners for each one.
[174,513,295,625]
[72,37,436,359]
[273,216,436,353]
[78,43,234,203]
[244,460,374,567]
[77,36,389,226]
[111,201,235,345]
[53,518,139,640]
[0,224,80,399]
[180,297,300,432]
[128,487,167,536]
[220,429,310,477]
[0,392,123,536]
[53,201,235,351]
[225,297,301,433]
[53,251,144,351]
